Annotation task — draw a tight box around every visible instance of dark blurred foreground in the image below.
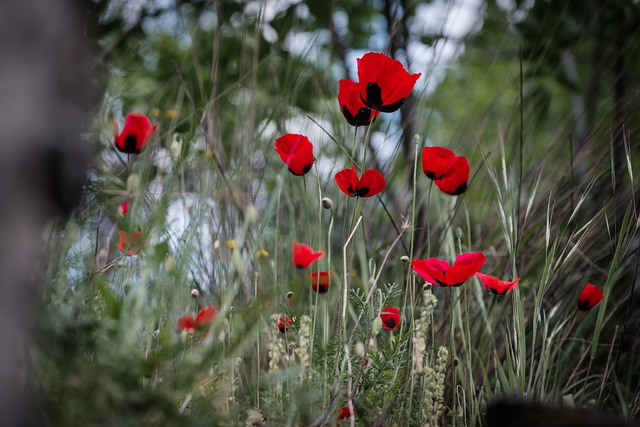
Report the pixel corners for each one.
[0,1,95,425]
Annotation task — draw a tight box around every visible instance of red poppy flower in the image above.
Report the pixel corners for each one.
[422,146,456,180]
[336,406,352,420]
[117,200,129,216]
[338,79,376,126]
[578,283,604,311]
[277,316,293,333]
[357,52,421,113]
[411,252,486,287]
[476,273,520,296]
[435,156,469,195]
[292,241,324,268]
[274,133,315,176]
[177,306,217,332]
[116,230,146,256]
[309,271,332,293]
[110,112,158,154]
[334,166,386,198]
[380,306,401,330]
[422,146,469,196]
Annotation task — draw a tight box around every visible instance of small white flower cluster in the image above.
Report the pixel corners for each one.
[412,290,438,374]
[295,315,312,380]
[266,314,288,373]
[423,345,448,427]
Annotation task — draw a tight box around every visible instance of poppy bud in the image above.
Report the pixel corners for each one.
[453,357,459,367]
[191,289,200,298]
[321,197,333,209]
[96,248,108,266]
[414,134,420,143]
[126,173,140,194]
[400,255,410,263]
[164,256,176,273]
[286,291,294,299]
[372,316,383,336]
[355,341,365,358]
[117,200,129,217]
[455,227,463,240]
[170,134,182,159]
[246,204,259,223]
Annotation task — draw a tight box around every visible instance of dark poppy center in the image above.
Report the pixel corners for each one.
[347,186,358,197]
[384,318,396,328]
[364,82,383,109]
[452,182,468,195]
[319,285,328,293]
[356,186,370,197]
[124,135,138,153]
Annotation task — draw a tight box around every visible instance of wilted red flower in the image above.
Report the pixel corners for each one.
[274,133,315,176]
[177,306,217,332]
[412,252,486,287]
[422,146,469,195]
[309,271,332,293]
[357,52,421,113]
[476,273,520,296]
[338,79,376,126]
[277,316,293,333]
[292,241,324,268]
[336,406,352,420]
[116,230,146,256]
[117,200,129,216]
[578,283,603,311]
[334,166,386,198]
[380,306,401,330]
[110,112,158,154]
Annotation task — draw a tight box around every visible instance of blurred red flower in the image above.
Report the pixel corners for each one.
[110,112,157,154]
[292,241,324,268]
[309,271,332,293]
[476,273,520,296]
[116,230,145,256]
[177,306,217,332]
[357,52,421,113]
[412,252,486,287]
[338,79,375,126]
[277,316,293,333]
[334,166,385,198]
[336,406,352,420]
[274,133,314,176]
[578,283,603,311]
[380,306,401,330]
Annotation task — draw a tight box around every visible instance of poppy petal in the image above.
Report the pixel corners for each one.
[113,112,157,154]
[338,79,374,127]
[445,252,486,286]
[435,156,469,195]
[292,241,324,268]
[309,272,332,293]
[380,306,401,330]
[335,166,360,197]
[422,146,456,180]
[411,258,450,286]
[357,52,421,113]
[274,134,315,176]
[196,306,217,325]
[357,169,385,198]
[177,316,196,331]
[578,283,603,311]
[476,273,520,296]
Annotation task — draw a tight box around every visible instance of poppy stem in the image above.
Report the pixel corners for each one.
[427,180,433,257]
